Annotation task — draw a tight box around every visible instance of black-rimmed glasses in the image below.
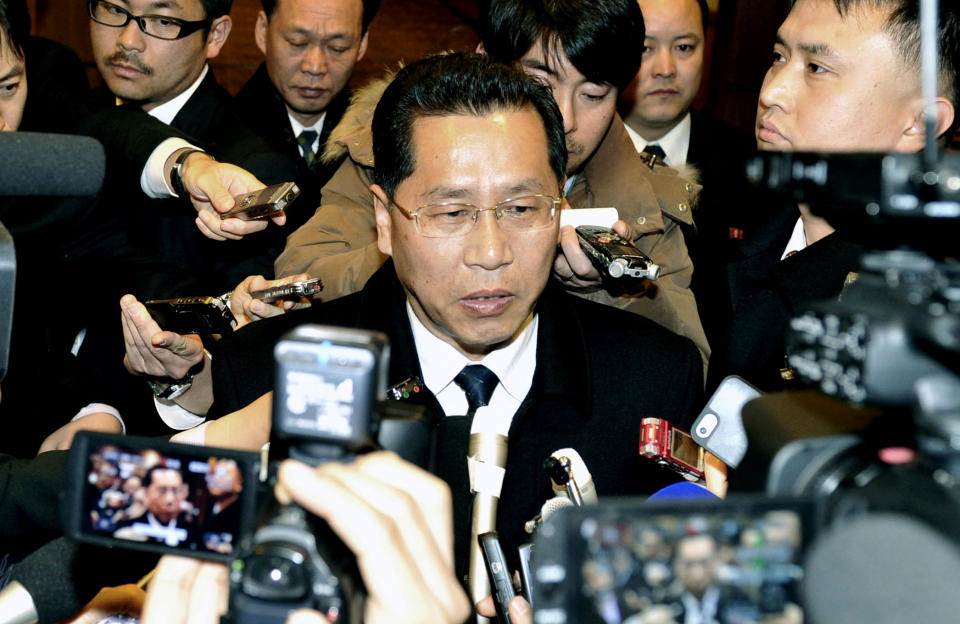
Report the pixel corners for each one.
[88,0,211,40]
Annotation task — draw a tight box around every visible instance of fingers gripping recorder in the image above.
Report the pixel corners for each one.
[575,226,661,280]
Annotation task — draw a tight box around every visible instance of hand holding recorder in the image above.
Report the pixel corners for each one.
[169,150,287,242]
[554,218,635,290]
[230,273,321,328]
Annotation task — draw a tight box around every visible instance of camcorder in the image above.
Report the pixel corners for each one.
[64,325,432,624]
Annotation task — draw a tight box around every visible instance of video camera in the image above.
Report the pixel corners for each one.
[65,325,432,624]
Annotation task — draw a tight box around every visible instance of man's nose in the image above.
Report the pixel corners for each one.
[463,209,514,270]
[301,45,329,76]
[554,89,577,135]
[758,64,794,114]
[650,47,677,78]
[117,19,146,52]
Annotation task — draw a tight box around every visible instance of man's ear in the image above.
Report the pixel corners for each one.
[357,30,369,62]
[205,15,232,59]
[371,184,393,257]
[254,11,268,56]
[898,96,955,152]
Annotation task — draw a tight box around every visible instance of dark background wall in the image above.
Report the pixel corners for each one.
[22,0,958,147]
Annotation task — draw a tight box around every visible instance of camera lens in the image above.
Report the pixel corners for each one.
[242,548,310,601]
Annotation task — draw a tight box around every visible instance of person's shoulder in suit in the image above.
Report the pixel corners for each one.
[548,281,705,429]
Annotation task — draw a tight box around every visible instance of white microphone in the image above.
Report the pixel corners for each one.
[0,582,37,624]
[524,496,575,534]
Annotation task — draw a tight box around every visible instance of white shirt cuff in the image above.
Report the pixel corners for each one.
[71,403,125,434]
[170,420,210,446]
[154,396,207,430]
[142,138,202,198]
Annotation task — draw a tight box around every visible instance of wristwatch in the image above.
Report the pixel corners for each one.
[147,375,194,400]
[170,148,203,198]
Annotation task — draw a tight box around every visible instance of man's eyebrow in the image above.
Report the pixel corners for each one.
[0,65,23,82]
[520,58,557,77]
[775,34,835,57]
[284,26,353,41]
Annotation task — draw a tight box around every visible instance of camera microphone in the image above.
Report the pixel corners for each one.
[1,538,155,624]
[548,448,597,504]
[745,151,960,219]
[0,133,105,197]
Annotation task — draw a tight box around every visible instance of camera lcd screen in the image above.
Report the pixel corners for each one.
[66,432,260,562]
[534,498,816,624]
[669,428,703,469]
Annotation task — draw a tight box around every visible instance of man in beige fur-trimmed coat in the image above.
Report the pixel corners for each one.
[276,0,709,365]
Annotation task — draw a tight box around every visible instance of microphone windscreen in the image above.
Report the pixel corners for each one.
[10,538,157,624]
[540,496,574,521]
[648,481,718,501]
[0,132,105,197]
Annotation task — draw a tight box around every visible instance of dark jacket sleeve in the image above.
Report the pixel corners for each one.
[0,451,67,556]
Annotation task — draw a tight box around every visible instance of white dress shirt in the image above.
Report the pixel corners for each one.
[625,112,692,167]
[288,111,327,159]
[138,65,209,198]
[407,302,538,436]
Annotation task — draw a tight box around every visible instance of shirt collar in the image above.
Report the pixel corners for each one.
[406,301,538,406]
[288,110,327,138]
[140,64,209,125]
[625,112,692,166]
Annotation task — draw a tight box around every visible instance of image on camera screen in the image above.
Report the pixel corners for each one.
[82,444,247,555]
[576,508,806,624]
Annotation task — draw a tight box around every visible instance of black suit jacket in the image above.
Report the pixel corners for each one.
[103,68,299,291]
[234,63,351,233]
[684,110,759,351]
[706,200,864,395]
[211,261,704,579]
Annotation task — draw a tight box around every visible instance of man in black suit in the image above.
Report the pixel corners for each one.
[88,0,297,287]
[114,465,197,547]
[235,0,379,233]
[621,0,755,350]
[706,0,959,395]
[151,54,707,614]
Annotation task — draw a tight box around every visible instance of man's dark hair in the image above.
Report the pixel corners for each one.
[143,465,182,490]
[260,0,381,33]
[805,0,960,142]
[199,0,232,20]
[480,0,645,91]
[695,0,710,33]
[371,53,566,197]
[0,0,30,60]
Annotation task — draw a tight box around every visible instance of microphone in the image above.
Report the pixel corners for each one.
[745,151,960,219]
[524,496,575,534]
[648,481,719,501]
[547,448,597,504]
[4,538,157,624]
[0,132,105,197]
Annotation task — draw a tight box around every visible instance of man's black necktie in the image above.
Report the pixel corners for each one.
[454,365,499,417]
[643,143,668,163]
[297,129,319,166]
[454,364,503,609]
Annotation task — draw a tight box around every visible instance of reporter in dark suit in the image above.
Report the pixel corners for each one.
[234,0,380,233]
[621,0,755,351]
